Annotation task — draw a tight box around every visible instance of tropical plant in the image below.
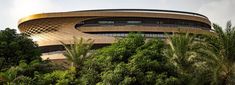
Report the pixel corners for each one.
[165,33,207,71]
[164,33,212,84]
[165,33,195,72]
[79,34,181,85]
[61,37,94,69]
[203,21,235,85]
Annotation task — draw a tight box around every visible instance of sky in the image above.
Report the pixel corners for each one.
[0,0,234,31]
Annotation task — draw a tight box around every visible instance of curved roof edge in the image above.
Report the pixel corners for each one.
[72,9,208,19]
[18,9,210,26]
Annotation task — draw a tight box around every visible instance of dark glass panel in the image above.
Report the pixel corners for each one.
[75,17,211,30]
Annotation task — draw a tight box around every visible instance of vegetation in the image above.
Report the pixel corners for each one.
[61,37,94,69]
[0,21,235,85]
[0,28,41,70]
[204,21,235,84]
[0,60,63,84]
[79,34,181,85]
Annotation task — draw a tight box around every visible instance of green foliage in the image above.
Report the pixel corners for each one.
[0,28,41,70]
[12,76,33,85]
[164,33,214,84]
[0,60,63,85]
[61,37,94,69]
[34,67,78,85]
[202,21,235,85]
[165,33,197,71]
[2,23,235,85]
[80,34,181,85]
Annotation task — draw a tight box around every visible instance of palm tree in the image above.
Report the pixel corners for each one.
[165,33,200,72]
[204,21,235,85]
[164,33,212,84]
[61,37,94,69]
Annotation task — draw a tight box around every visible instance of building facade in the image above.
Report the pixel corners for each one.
[18,9,212,60]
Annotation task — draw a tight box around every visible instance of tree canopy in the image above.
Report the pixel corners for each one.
[0,28,41,70]
[78,33,181,85]
[1,21,235,85]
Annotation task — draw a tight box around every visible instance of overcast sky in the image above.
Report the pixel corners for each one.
[0,0,234,31]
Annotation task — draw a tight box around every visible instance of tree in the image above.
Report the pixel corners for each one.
[61,37,94,69]
[164,33,212,84]
[79,33,181,85]
[0,60,65,85]
[165,33,196,72]
[0,28,41,70]
[204,21,235,85]
[0,60,37,84]
[33,67,78,85]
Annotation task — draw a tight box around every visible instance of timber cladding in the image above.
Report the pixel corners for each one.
[17,9,212,60]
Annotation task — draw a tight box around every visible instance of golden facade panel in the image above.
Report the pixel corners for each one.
[18,9,212,60]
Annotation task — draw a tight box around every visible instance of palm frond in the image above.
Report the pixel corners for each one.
[60,37,94,68]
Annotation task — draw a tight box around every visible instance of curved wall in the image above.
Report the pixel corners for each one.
[18,9,212,60]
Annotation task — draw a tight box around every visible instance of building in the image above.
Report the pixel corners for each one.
[18,9,212,60]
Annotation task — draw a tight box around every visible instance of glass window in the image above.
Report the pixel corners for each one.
[76,17,210,30]
[127,21,142,24]
[98,21,114,24]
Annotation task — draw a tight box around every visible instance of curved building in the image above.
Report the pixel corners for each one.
[18,9,212,60]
